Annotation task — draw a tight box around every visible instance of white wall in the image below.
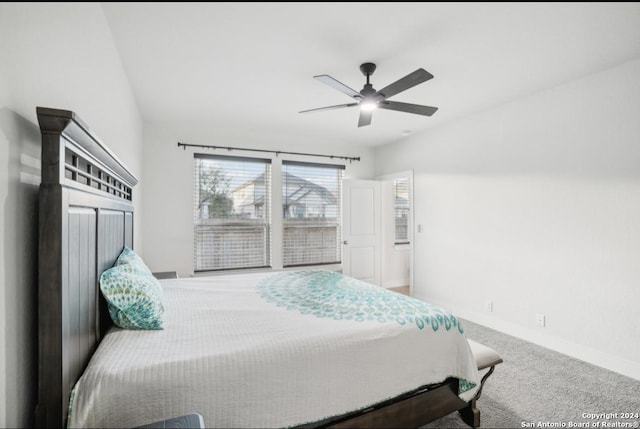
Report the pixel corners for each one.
[0,4,143,427]
[374,58,640,380]
[142,121,375,277]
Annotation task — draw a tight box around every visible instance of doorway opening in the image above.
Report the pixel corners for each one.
[378,170,414,295]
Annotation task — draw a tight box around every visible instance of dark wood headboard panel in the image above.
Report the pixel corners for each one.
[35,107,138,428]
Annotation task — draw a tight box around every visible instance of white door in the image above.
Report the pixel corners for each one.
[342,179,381,285]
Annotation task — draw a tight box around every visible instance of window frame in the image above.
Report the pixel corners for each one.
[393,176,411,246]
[192,153,347,274]
[193,153,272,272]
[281,160,345,268]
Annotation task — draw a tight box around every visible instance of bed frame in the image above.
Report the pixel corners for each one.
[34,107,480,428]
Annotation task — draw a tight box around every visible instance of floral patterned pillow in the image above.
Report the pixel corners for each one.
[99,247,164,330]
[114,246,152,274]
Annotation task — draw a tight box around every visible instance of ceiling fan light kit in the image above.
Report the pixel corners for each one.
[300,62,438,127]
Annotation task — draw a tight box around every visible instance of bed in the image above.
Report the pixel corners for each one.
[34,107,489,428]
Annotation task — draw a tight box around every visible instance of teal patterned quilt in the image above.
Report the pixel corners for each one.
[258,270,477,398]
[259,270,465,333]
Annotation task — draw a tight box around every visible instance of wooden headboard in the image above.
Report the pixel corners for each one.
[35,107,138,428]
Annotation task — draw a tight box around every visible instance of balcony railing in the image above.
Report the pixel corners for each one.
[283,219,340,267]
[194,219,270,271]
[194,218,340,270]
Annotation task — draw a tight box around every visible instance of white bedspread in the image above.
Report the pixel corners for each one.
[68,270,479,428]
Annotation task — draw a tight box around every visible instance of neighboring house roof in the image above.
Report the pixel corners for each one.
[233,172,337,206]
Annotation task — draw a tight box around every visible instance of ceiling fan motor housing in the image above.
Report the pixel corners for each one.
[360,84,377,97]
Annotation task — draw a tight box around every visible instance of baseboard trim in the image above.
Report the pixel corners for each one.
[416,295,640,382]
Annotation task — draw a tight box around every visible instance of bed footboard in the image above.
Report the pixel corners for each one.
[296,379,468,429]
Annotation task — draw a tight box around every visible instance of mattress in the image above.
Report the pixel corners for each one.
[68,270,480,428]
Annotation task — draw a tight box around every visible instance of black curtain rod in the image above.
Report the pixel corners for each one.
[177,142,360,163]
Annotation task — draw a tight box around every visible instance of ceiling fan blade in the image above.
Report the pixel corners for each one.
[299,103,358,114]
[358,109,373,127]
[314,75,361,99]
[378,101,438,116]
[376,69,434,99]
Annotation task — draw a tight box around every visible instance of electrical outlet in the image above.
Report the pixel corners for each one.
[485,300,493,312]
[536,313,546,327]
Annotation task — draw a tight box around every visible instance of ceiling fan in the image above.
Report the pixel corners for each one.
[299,62,438,127]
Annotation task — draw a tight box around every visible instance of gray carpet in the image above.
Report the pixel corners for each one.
[422,319,640,428]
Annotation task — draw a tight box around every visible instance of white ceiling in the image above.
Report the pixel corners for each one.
[101,2,640,148]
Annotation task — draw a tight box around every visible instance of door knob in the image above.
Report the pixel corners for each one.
[343,240,348,245]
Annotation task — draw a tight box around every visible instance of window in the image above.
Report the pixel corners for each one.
[193,154,271,271]
[282,161,344,267]
[393,177,410,244]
